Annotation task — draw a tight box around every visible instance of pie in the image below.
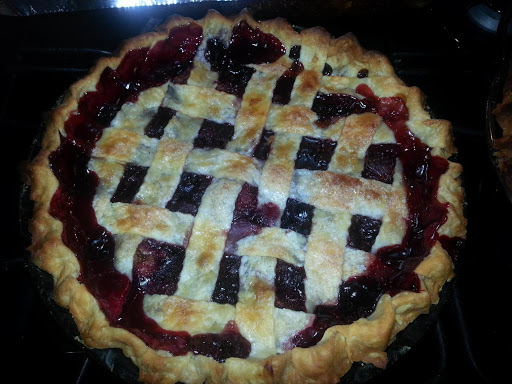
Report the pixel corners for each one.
[26,9,466,384]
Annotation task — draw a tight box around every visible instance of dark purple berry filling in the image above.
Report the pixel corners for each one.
[312,92,376,128]
[362,143,399,184]
[229,20,286,65]
[144,106,176,139]
[322,63,333,76]
[336,275,383,322]
[271,42,303,105]
[205,37,255,98]
[232,183,280,228]
[165,172,213,216]
[280,198,314,237]
[50,134,95,193]
[274,259,307,312]
[133,238,186,295]
[346,214,382,252]
[205,20,285,98]
[49,137,126,321]
[77,67,130,127]
[289,45,301,61]
[357,68,369,78]
[252,129,274,161]
[110,163,149,203]
[212,253,242,305]
[117,292,251,361]
[295,136,337,171]
[205,36,255,97]
[49,23,251,361]
[284,84,454,349]
[225,183,280,253]
[189,321,251,362]
[272,61,304,105]
[193,120,234,149]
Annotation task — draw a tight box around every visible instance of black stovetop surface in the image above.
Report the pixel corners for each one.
[2,1,511,383]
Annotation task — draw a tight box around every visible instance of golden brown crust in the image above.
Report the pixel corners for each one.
[27,9,465,384]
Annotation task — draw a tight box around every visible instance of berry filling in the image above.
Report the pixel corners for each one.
[285,85,454,349]
[295,136,337,171]
[144,106,176,139]
[272,61,304,105]
[212,253,242,305]
[322,63,333,76]
[225,183,280,252]
[357,68,369,78]
[312,91,376,128]
[274,259,307,312]
[205,20,285,98]
[288,45,301,61]
[193,120,234,149]
[110,163,149,203]
[280,198,315,237]
[362,143,399,184]
[49,23,251,361]
[165,172,213,216]
[229,20,287,65]
[116,290,251,361]
[252,129,274,161]
[133,238,185,296]
[346,214,382,253]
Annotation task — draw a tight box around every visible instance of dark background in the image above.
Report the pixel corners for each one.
[1,1,511,383]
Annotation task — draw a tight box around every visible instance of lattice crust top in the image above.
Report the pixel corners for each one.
[27,9,466,384]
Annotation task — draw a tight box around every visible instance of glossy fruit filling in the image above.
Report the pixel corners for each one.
[144,106,176,139]
[347,214,383,253]
[252,129,274,161]
[193,120,234,149]
[362,143,399,184]
[280,198,315,237]
[205,20,286,98]
[110,163,149,203]
[165,171,213,216]
[312,91,375,128]
[50,23,251,361]
[295,136,337,171]
[272,60,304,105]
[47,20,461,360]
[212,254,242,305]
[225,182,280,253]
[275,259,307,312]
[133,238,186,296]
